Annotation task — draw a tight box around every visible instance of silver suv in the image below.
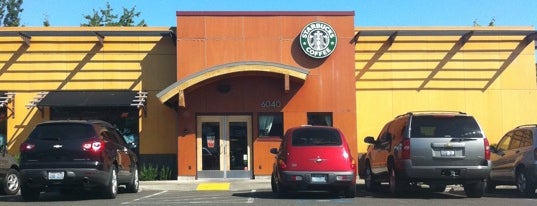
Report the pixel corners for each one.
[488,124,537,197]
[362,111,491,197]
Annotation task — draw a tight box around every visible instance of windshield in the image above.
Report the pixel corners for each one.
[410,116,483,138]
[292,128,342,146]
[29,123,95,141]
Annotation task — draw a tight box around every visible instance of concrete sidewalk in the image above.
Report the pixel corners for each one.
[139,177,366,192]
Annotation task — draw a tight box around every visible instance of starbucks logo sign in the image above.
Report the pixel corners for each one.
[300,21,337,59]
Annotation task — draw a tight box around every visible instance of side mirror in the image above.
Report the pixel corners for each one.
[270,148,278,155]
[489,145,497,153]
[364,136,376,144]
[0,145,5,156]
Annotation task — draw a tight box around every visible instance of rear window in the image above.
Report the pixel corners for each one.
[410,116,483,138]
[28,123,95,141]
[291,128,342,146]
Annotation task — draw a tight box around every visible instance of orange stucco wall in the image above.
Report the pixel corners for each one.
[175,12,357,177]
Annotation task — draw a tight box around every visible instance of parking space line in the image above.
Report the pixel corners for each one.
[122,190,168,205]
[196,182,231,191]
[247,190,255,203]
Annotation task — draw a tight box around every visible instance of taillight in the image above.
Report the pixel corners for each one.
[82,140,105,153]
[351,158,356,170]
[278,159,287,169]
[484,138,490,160]
[401,138,411,159]
[20,143,35,152]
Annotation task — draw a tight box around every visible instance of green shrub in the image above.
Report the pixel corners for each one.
[139,164,173,180]
[139,164,159,181]
[158,166,172,180]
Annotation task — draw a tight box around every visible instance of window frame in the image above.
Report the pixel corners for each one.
[257,112,284,138]
[307,112,333,126]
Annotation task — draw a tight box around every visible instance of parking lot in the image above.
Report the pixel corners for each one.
[1,179,537,206]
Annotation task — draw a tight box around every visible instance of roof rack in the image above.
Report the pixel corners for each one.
[396,111,467,118]
[515,124,537,129]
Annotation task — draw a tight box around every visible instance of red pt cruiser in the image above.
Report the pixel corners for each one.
[270,125,356,198]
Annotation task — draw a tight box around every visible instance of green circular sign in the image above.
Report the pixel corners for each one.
[300,21,337,59]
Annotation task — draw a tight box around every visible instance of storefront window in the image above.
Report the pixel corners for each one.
[307,112,333,126]
[258,113,283,137]
[50,107,139,154]
[0,107,6,147]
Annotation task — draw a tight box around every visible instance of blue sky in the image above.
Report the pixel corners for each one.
[21,0,537,28]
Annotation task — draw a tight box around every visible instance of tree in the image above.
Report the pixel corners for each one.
[81,2,146,26]
[0,0,23,27]
[43,14,49,27]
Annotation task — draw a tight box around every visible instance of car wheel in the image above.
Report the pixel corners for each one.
[102,165,118,199]
[364,164,379,192]
[516,168,536,197]
[20,186,40,201]
[463,181,485,198]
[271,175,277,193]
[271,174,286,198]
[0,169,20,195]
[388,168,408,195]
[343,184,356,198]
[429,183,446,192]
[126,165,139,193]
[485,177,496,193]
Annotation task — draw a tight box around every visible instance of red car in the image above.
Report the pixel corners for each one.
[270,126,356,198]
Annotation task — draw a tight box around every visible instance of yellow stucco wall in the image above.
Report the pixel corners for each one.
[355,27,537,153]
[0,27,178,155]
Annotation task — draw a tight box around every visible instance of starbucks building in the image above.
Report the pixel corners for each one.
[2,10,536,180]
[157,11,357,179]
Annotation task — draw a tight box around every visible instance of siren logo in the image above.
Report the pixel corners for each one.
[300,21,337,59]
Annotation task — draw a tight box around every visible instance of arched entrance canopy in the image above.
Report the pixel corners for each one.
[156,61,310,107]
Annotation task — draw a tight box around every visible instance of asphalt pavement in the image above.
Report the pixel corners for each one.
[139,177,367,192]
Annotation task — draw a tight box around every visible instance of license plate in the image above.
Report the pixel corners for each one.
[48,171,64,180]
[440,150,455,156]
[441,169,461,177]
[311,175,327,183]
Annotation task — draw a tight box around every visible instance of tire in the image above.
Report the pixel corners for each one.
[463,181,485,198]
[388,168,408,195]
[270,175,277,193]
[344,184,356,198]
[516,168,536,197]
[485,177,496,193]
[271,174,286,198]
[102,165,118,199]
[364,164,379,192]
[125,165,139,193]
[20,186,40,201]
[0,169,20,195]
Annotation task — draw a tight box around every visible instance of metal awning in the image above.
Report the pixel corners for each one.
[36,91,139,107]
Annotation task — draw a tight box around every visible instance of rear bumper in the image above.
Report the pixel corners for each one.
[278,171,356,190]
[395,160,491,183]
[20,168,109,191]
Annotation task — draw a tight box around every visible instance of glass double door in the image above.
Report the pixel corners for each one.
[197,115,252,178]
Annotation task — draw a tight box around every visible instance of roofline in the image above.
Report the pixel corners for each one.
[176,11,355,16]
[0,27,176,37]
[354,27,536,37]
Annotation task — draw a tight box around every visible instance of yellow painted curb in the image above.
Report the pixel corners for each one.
[196,182,231,191]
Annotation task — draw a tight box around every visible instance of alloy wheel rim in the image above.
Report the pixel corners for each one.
[112,169,118,194]
[389,169,396,193]
[518,172,527,192]
[6,174,19,192]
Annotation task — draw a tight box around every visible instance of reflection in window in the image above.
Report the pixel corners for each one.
[258,113,283,137]
[307,112,333,126]
[0,107,6,146]
[50,107,139,154]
